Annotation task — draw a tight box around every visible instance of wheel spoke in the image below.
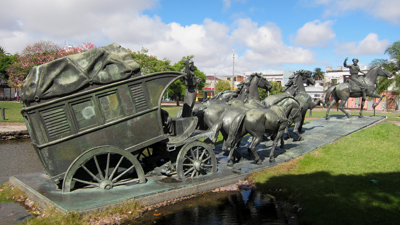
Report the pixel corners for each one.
[184,167,194,176]
[202,156,212,163]
[82,165,102,182]
[109,155,125,180]
[105,153,110,179]
[203,164,214,167]
[199,149,206,159]
[114,178,141,186]
[93,155,104,180]
[184,155,195,163]
[72,178,99,187]
[190,148,195,159]
[112,165,135,182]
[183,163,194,167]
[196,147,199,159]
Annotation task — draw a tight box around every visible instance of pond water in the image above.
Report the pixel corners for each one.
[0,138,43,182]
[129,189,287,225]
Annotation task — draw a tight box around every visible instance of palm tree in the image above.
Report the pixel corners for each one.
[312,67,325,80]
[0,46,10,56]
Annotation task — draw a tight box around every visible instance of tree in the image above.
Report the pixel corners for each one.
[312,67,325,80]
[215,80,231,94]
[0,46,10,55]
[6,41,98,88]
[130,48,170,74]
[370,40,400,94]
[0,46,17,80]
[384,41,400,69]
[258,81,283,99]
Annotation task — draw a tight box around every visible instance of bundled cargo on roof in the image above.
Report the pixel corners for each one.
[20,43,141,104]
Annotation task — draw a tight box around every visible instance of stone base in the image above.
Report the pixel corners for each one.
[10,115,386,213]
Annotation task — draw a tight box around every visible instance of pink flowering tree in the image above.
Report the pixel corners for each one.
[6,41,98,88]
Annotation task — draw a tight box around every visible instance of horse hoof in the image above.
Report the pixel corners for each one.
[359,115,364,118]
[227,161,234,167]
[269,158,276,163]
[255,159,262,165]
[297,137,304,141]
[325,116,330,120]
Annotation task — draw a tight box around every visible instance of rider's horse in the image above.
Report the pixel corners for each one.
[325,66,393,119]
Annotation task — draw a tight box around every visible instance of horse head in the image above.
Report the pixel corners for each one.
[376,65,393,78]
[301,70,315,86]
[249,72,273,91]
[364,65,394,86]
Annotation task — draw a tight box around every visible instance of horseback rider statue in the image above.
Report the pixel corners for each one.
[344,57,366,99]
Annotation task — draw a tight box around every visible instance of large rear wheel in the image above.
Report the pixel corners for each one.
[62,146,145,192]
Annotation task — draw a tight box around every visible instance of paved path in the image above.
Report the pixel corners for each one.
[9,115,386,213]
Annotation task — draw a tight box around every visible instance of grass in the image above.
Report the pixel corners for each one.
[24,200,141,225]
[0,101,25,123]
[306,107,400,121]
[2,103,399,124]
[249,122,400,225]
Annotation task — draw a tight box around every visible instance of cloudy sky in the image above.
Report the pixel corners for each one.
[1,0,399,75]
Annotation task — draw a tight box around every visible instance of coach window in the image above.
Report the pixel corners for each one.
[71,99,98,130]
[98,92,122,121]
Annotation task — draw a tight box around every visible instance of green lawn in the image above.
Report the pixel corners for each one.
[0,101,25,123]
[2,102,399,123]
[249,122,400,225]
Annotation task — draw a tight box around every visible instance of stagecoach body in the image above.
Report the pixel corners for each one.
[20,44,216,192]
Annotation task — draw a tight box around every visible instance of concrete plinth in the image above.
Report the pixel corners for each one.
[10,115,386,213]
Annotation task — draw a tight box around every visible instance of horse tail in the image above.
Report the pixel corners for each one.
[226,113,246,149]
[324,86,336,107]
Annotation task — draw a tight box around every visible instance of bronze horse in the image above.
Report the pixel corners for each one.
[280,70,322,131]
[224,97,302,165]
[325,66,393,119]
[200,73,272,131]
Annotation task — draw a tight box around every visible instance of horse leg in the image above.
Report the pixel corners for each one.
[370,92,385,109]
[292,114,303,141]
[284,127,292,140]
[208,119,223,143]
[359,97,366,118]
[326,99,337,120]
[269,129,285,163]
[280,134,285,149]
[299,112,306,132]
[226,147,235,167]
[248,135,263,165]
[338,98,350,118]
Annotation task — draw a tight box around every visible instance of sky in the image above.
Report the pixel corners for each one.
[1,0,400,76]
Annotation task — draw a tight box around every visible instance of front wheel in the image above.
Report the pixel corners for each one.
[62,146,145,192]
[176,141,217,179]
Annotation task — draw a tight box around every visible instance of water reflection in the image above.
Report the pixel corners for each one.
[0,138,43,181]
[129,190,285,225]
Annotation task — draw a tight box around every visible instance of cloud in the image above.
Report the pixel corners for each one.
[0,0,316,75]
[313,0,400,24]
[334,33,390,55]
[294,20,336,47]
[231,18,316,70]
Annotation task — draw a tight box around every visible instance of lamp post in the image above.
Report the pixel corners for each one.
[232,50,235,90]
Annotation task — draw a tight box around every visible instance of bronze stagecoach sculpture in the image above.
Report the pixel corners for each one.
[19,43,217,192]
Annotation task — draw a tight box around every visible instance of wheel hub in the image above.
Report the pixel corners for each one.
[99,180,113,190]
[193,160,203,171]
